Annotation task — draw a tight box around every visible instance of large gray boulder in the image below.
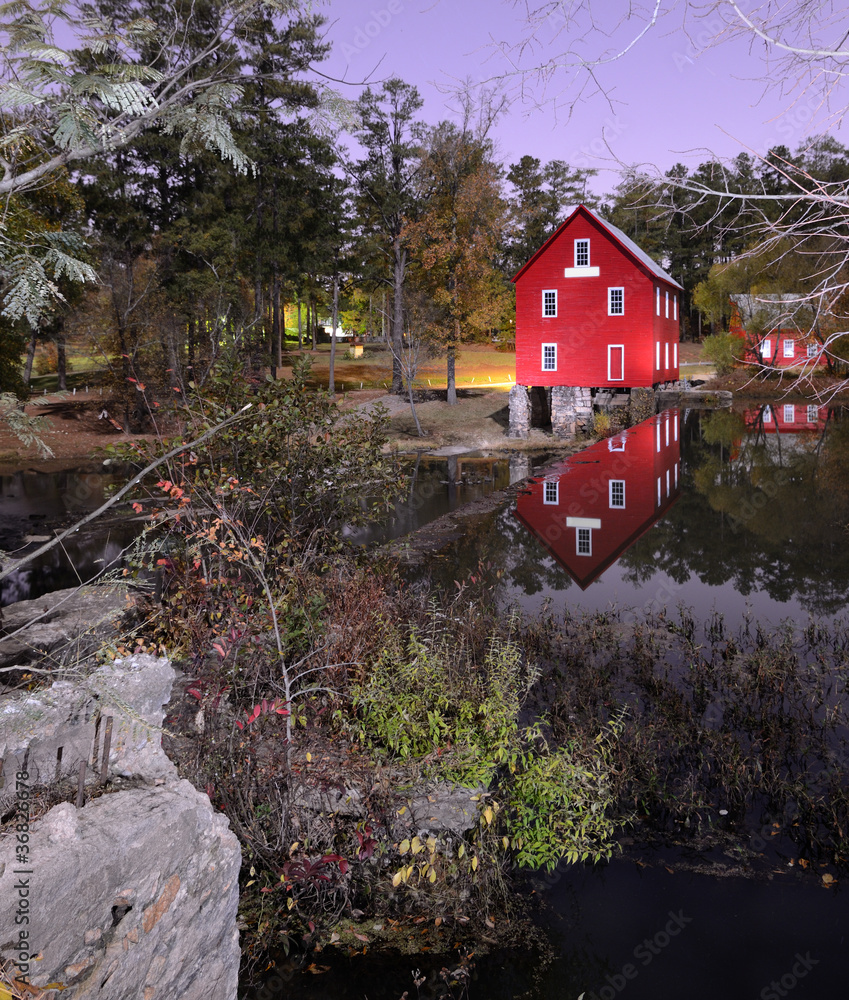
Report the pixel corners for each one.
[0,654,175,810]
[0,780,241,1000]
[0,584,127,669]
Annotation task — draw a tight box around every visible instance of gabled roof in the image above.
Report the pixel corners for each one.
[512,204,683,290]
[729,294,816,330]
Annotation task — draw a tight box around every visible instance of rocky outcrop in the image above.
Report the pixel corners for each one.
[0,653,242,999]
[0,584,127,669]
[293,780,484,839]
[0,654,175,807]
[0,782,241,1000]
[656,387,733,408]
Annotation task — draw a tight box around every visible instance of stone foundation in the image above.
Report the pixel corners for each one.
[550,386,594,438]
[507,384,531,438]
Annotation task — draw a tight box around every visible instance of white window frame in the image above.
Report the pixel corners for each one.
[608,287,624,316]
[574,239,590,268]
[576,526,592,556]
[761,338,772,357]
[807,343,819,358]
[783,339,795,358]
[542,290,557,317]
[543,480,559,505]
[656,286,661,316]
[541,343,557,371]
[673,343,678,368]
[665,342,670,369]
[608,344,624,381]
[665,290,669,318]
[764,406,772,423]
[609,480,625,509]
[608,434,626,452]
[807,405,819,423]
[673,294,678,321]
[783,404,795,423]
[657,476,662,506]
[655,341,661,370]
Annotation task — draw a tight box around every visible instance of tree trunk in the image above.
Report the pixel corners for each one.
[271,272,281,377]
[297,299,303,350]
[56,327,67,391]
[407,377,424,436]
[311,300,318,351]
[329,274,338,395]
[391,239,405,394]
[22,331,37,386]
[446,342,457,405]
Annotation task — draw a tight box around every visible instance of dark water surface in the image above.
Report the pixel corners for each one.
[248,845,849,1000]
[0,464,134,605]
[422,404,849,625]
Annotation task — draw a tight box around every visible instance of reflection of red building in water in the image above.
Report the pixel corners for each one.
[515,410,681,588]
[744,403,828,434]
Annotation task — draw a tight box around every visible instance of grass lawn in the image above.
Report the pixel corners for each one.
[283,341,517,391]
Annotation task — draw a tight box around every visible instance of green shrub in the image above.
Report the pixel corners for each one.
[702,332,743,376]
[350,613,620,871]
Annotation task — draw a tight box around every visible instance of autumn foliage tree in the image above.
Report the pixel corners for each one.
[405,121,511,404]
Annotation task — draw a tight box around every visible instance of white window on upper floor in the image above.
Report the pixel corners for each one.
[542,290,557,317]
[764,406,772,423]
[608,434,626,452]
[543,480,559,505]
[783,339,795,358]
[542,343,557,371]
[665,290,669,318]
[673,294,678,321]
[608,287,624,315]
[574,239,590,268]
[807,343,819,358]
[807,405,819,423]
[784,404,795,423]
[577,526,591,556]
[761,339,772,357]
[609,480,625,508]
[656,286,661,316]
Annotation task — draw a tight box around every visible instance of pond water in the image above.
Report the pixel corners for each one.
[422,404,849,625]
[0,465,135,606]
[246,843,849,1000]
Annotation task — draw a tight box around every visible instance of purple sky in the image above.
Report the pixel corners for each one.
[322,0,848,196]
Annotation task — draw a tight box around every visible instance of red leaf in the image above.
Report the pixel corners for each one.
[339,858,349,875]
[235,721,244,730]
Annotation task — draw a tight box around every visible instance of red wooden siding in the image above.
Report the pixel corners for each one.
[513,205,680,389]
[729,303,827,370]
[515,410,681,588]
